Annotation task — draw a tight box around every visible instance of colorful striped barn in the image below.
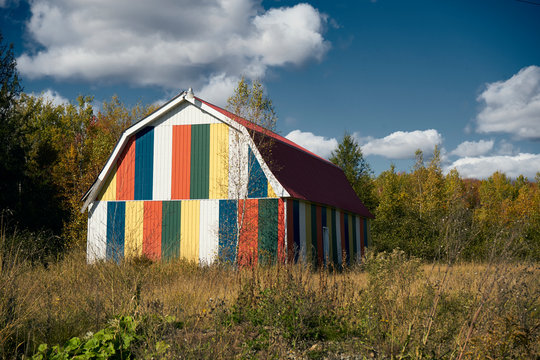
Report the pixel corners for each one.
[82,89,374,266]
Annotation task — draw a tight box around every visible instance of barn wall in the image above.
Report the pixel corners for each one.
[285,199,369,267]
[87,198,285,265]
[97,122,276,202]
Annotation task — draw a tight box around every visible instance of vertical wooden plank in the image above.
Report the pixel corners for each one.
[258,199,278,265]
[161,201,181,261]
[228,128,248,200]
[277,199,285,264]
[305,202,312,265]
[331,208,337,266]
[298,201,307,263]
[181,200,200,263]
[87,201,107,262]
[335,210,342,266]
[310,204,317,267]
[247,148,267,198]
[209,123,229,199]
[152,126,172,200]
[292,199,300,262]
[364,218,369,249]
[327,207,334,266]
[316,205,323,266]
[286,199,294,263]
[171,125,191,199]
[238,199,258,266]
[190,124,210,199]
[106,201,125,262]
[135,127,154,200]
[199,200,219,265]
[356,216,363,261]
[117,136,136,200]
[125,201,144,258]
[143,201,162,260]
[321,206,327,266]
[98,164,117,201]
[219,199,237,263]
[348,213,354,264]
[340,211,347,266]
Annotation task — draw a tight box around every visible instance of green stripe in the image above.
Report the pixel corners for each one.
[162,201,181,261]
[258,199,278,265]
[190,124,210,199]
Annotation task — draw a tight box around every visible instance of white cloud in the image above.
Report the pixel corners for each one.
[37,89,70,106]
[476,65,540,139]
[445,153,540,179]
[285,129,338,159]
[450,139,494,157]
[17,0,329,104]
[361,129,442,159]
[495,139,518,156]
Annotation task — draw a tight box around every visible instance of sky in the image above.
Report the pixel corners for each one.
[1,0,539,179]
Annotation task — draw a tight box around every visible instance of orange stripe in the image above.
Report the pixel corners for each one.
[143,201,162,260]
[238,199,258,266]
[171,125,191,199]
[117,136,135,200]
[278,199,285,264]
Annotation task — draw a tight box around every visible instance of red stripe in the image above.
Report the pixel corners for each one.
[171,125,191,199]
[238,199,258,266]
[117,136,135,200]
[286,199,295,263]
[143,201,161,260]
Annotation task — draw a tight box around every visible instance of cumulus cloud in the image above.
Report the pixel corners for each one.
[445,153,540,179]
[450,139,493,157]
[36,89,70,106]
[361,129,442,159]
[285,129,338,159]
[476,65,540,139]
[17,0,329,104]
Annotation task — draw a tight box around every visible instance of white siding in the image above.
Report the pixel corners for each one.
[228,128,249,199]
[159,102,220,126]
[152,125,172,200]
[199,200,219,265]
[87,201,107,263]
[298,201,307,263]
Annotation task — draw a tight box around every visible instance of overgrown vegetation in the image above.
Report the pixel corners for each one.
[0,242,538,359]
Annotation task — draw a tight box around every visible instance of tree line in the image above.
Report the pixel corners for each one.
[1,33,538,262]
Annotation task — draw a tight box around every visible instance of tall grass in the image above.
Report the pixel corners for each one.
[0,234,538,359]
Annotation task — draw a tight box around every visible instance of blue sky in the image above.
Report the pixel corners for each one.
[2,0,539,178]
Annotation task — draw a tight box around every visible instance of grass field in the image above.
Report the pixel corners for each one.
[1,246,538,359]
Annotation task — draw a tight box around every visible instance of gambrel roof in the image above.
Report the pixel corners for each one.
[82,91,374,219]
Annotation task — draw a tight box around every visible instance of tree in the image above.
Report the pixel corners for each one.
[329,132,377,211]
[224,77,280,265]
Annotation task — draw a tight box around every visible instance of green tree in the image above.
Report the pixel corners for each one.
[330,132,377,211]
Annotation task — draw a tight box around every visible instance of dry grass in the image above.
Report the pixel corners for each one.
[0,247,538,359]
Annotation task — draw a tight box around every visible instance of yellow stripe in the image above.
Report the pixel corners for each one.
[181,200,200,263]
[209,123,229,199]
[125,201,143,257]
[305,201,311,263]
[98,164,117,201]
[268,182,277,198]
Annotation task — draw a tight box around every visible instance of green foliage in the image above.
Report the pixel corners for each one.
[329,132,377,211]
[32,316,142,360]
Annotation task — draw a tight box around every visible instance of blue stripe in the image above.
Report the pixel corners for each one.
[135,126,154,200]
[248,148,267,198]
[219,200,237,263]
[292,199,300,262]
[106,201,125,262]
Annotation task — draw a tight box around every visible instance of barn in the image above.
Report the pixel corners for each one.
[82,89,374,266]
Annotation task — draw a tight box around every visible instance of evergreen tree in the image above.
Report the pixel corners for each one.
[329,132,377,211]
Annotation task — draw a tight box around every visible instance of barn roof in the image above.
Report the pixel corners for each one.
[199,98,374,218]
[82,91,374,218]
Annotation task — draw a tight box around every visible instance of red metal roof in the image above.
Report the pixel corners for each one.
[198,98,374,218]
